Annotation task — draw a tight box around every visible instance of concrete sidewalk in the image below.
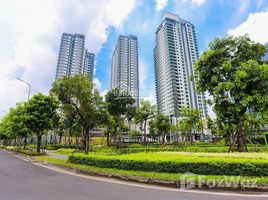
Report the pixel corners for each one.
[46,150,68,160]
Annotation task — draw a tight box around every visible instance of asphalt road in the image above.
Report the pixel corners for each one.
[0,150,267,200]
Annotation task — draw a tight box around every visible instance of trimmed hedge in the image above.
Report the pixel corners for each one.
[10,148,45,156]
[69,153,268,176]
[91,146,268,155]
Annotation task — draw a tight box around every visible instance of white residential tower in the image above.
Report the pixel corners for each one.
[154,13,207,117]
[111,35,139,105]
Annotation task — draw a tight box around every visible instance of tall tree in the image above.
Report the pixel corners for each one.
[206,116,220,140]
[25,93,59,153]
[105,88,135,147]
[10,103,29,148]
[177,107,203,142]
[135,99,157,143]
[126,105,137,131]
[154,113,171,144]
[243,111,268,143]
[0,104,30,147]
[51,75,105,153]
[0,111,14,145]
[195,35,268,151]
[103,113,116,146]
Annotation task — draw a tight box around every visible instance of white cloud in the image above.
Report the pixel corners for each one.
[142,95,156,105]
[84,0,136,53]
[100,90,108,98]
[180,0,205,6]
[155,0,168,11]
[93,78,102,90]
[237,0,250,16]
[228,8,268,44]
[0,0,136,119]
[191,0,205,6]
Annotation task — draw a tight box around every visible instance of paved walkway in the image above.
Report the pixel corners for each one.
[45,150,68,160]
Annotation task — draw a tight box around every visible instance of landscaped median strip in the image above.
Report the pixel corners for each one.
[68,152,268,176]
[33,155,268,191]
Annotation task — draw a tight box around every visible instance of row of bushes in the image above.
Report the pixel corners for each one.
[124,141,229,148]
[9,148,46,156]
[90,146,268,155]
[69,153,268,176]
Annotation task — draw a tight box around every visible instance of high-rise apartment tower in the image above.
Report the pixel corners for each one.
[111,35,139,105]
[154,13,207,117]
[55,33,94,81]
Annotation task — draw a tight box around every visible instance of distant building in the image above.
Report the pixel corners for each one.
[83,50,95,81]
[154,13,207,118]
[111,35,139,105]
[262,43,268,61]
[55,33,94,81]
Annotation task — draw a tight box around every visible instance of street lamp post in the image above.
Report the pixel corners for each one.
[16,78,31,149]
[16,78,31,101]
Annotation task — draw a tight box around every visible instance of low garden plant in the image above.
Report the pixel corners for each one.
[9,147,46,156]
[68,151,268,176]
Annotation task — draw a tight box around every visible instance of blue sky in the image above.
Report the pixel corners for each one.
[95,0,268,101]
[1,0,268,118]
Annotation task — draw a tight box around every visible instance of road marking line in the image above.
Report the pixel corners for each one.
[14,155,30,163]
[33,162,268,198]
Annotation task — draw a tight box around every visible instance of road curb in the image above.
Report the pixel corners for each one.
[38,160,268,193]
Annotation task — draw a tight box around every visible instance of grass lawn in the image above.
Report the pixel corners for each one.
[56,148,76,155]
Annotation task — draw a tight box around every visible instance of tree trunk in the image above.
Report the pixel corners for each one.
[106,133,110,146]
[36,132,42,154]
[50,133,53,144]
[75,136,79,146]
[118,119,122,148]
[54,133,57,145]
[64,134,67,146]
[113,126,118,146]
[45,132,48,149]
[228,132,236,153]
[236,116,246,152]
[23,133,27,149]
[59,134,62,145]
[143,120,147,143]
[68,134,71,147]
[30,135,34,144]
[18,137,22,147]
[117,130,122,148]
[84,129,90,154]
[82,131,87,152]
[128,120,131,131]
[85,134,89,154]
[162,135,165,145]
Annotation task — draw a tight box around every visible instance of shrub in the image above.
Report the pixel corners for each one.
[45,144,80,150]
[90,144,268,155]
[10,148,46,156]
[69,152,268,176]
